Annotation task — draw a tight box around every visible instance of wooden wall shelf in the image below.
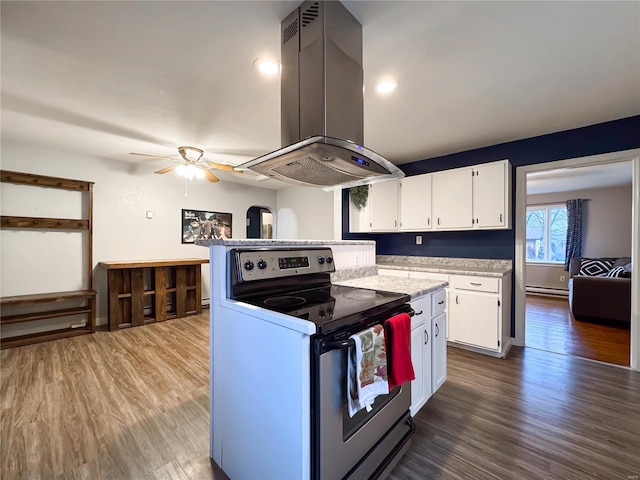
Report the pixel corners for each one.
[0,171,95,349]
[98,259,208,330]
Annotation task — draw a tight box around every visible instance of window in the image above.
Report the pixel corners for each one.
[526,204,568,263]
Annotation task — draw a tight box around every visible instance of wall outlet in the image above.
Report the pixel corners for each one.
[416,235,423,245]
[560,275,566,282]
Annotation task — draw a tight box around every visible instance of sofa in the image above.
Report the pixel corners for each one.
[568,257,632,324]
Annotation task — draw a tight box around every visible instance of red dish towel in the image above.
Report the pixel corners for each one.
[384,313,415,389]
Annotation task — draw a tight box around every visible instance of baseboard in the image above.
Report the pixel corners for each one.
[526,286,569,297]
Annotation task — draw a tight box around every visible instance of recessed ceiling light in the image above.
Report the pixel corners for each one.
[375,79,399,95]
[253,58,281,76]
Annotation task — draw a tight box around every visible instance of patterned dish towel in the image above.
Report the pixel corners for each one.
[348,324,389,417]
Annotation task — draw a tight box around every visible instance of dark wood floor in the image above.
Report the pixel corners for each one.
[2,312,639,479]
[525,294,631,366]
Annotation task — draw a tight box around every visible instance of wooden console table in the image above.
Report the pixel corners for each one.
[98,259,209,330]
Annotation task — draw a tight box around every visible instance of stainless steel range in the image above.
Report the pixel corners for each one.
[229,247,415,480]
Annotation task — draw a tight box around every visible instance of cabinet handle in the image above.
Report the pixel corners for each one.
[437,300,444,305]
[437,217,440,226]
[394,220,397,227]
[435,323,440,337]
[500,213,503,223]
[427,217,430,226]
[424,329,429,345]
[455,295,459,304]
[470,282,482,286]
[415,310,423,316]
[476,218,479,224]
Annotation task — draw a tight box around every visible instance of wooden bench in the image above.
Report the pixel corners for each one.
[1,290,97,349]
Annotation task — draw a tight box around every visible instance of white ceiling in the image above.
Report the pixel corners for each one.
[1,1,639,189]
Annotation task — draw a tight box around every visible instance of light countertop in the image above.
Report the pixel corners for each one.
[376,255,511,277]
[195,239,376,247]
[334,275,447,299]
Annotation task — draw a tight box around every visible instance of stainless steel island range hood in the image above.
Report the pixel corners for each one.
[237,1,404,190]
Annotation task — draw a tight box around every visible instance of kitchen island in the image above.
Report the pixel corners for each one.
[197,239,409,480]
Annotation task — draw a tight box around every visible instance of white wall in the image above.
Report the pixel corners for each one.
[0,140,277,330]
[526,184,632,290]
[276,185,335,240]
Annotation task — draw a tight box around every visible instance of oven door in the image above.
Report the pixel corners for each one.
[314,310,415,479]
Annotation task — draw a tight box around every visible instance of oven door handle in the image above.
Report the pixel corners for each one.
[322,338,355,351]
[320,308,415,353]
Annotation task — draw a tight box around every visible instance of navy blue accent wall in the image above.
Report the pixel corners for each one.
[342,115,640,336]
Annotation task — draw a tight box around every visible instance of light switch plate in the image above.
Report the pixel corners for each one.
[416,235,422,245]
[146,210,153,219]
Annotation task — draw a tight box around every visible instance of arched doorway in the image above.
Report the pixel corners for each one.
[246,206,273,239]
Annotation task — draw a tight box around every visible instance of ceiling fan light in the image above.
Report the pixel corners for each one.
[195,167,206,179]
[176,164,186,176]
[182,164,197,180]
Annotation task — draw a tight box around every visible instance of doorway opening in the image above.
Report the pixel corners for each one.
[523,162,633,366]
[246,206,273,239]
[515,150,639,370]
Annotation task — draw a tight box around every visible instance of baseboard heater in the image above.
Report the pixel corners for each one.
[526,286,569,297]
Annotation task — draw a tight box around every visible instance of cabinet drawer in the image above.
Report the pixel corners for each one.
[432,289,446,316]
[410,294,431,327]
[450,275,499,293]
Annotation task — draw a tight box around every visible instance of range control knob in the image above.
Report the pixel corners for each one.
[243,260,254,271]
[318,257,325,264]
[257,259,267,270]
[326,256,333,264]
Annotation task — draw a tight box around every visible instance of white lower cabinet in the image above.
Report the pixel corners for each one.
[449,291,499,350]
[378,267,511,358]
[447,273,511,356]
[432,312,446,392]
[410,295,431,416]
[409,290,447,416]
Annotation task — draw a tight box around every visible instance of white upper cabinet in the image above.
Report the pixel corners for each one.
[473,160,511,229]
[400,174,432,231]
[370,180,399,231]
[432,167,473,230]
[347,159,511,233]
[348,186,371,233]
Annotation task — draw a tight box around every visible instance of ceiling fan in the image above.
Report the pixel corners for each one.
[130,146,242,183]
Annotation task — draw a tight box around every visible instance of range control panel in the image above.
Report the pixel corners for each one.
[232,248,335,283]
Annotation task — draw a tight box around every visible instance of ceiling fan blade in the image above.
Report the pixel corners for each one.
[154,165,178,174]
[201,161,244,173]
[201,161,234,171]
[203,169,220,183]
[130,152,178,160]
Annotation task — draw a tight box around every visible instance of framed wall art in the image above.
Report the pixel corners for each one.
[181,209,232,244]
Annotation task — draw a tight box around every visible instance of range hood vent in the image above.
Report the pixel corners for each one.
[238,1,404,190]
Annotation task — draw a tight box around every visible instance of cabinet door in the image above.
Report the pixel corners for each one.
[348,187,371,233]
[410,325,426,416]
[473,162,507,228]
[432,168,473,229]
[449,291,499,350]
[370,180,399,231]
[400,174,432,231]
[409,294,432,416]
[432,312,447,393]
